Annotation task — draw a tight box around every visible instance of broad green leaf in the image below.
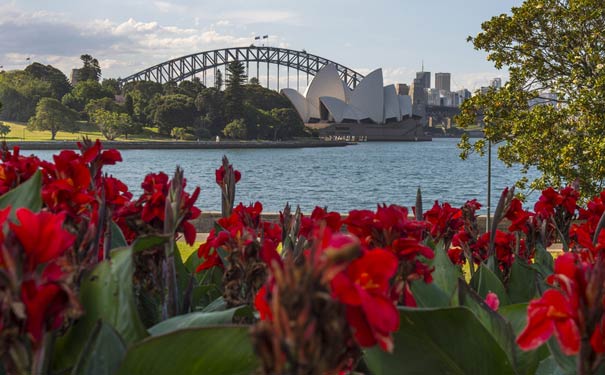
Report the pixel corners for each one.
[71,321,126,375]
[458,280,517,369]
[0,170,42,216]
[470,263,511,305]
[507,259,538,304]
[116,326,258,375]
[533,242,554,279]
[109,221,128,250]
[132,234,170,253]
[53,248,148,371]
[365,307,516,375]
[148,306,253,336]
[409,280,450,307]
[535,356,568,375]
[499,303,550,375]
[547,338,576,375]
[201,296,228,312]
[430,242,462,298]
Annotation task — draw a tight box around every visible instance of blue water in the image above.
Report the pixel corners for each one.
[29,139,540,213]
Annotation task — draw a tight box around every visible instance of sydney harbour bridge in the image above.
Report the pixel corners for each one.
[118,46,365,91]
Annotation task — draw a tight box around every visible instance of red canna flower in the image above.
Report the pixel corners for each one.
[10,208,75,272]
[423,201,463,243]
[331,249,400,352]
[516,253,582,355]
[20,281,69,346]
[215,164,241,185]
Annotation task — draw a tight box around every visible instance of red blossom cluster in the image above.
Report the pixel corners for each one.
[0,207,80,372]
[344,204,434,306]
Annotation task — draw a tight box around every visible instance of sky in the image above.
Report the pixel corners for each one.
[0,0,522,91]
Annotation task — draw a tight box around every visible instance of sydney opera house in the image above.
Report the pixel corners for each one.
[281,65,430,141]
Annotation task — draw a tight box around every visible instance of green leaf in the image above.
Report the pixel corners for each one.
[132,234,171,253]
[458,280,517,369]
[470,263,511,306]
[430,242,462,299]
[547,338,576,375]
[116,326,258,375]
[109,221,128,250]
[507,259,538,304]
[53,248,148,371]
[201,296,228,312]
[0,170,42,216]
[148,306,253,336]
[535,356,569,375]
[71,321,127,375]
[409,280,451,307]
[365,307,516,375]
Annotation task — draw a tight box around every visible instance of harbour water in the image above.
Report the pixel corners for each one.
[30,139,540,213]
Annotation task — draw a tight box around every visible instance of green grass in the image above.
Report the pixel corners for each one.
[0,121,173,142]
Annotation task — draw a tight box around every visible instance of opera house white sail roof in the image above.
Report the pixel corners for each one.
[281,64,413,124]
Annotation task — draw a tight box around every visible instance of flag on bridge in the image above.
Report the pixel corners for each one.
[262,35,268,39]
[254,36,260,40]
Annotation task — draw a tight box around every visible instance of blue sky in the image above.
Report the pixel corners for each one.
[0,0,522,90]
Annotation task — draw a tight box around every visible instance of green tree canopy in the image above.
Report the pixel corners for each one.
[101,78,121,96]
[62,80,113,113]
[28,98,79,140]
[89,108,130,140]
[214,70,223,90]
[149,94,196,135]
[224,61,247,121]
[24,62,72,100]
[0,70,52,122]
[76,54,102,82]
[456,0,605,198]
[223,118,247,139]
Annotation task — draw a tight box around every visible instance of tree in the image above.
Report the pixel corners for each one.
[0,70,53,121]
[214,70,223,90]
[76,54,101,82]
[148,94,196,135]
[25,62,72,100]
[89,109,130,140]
[223,118,247,139]
[0,122,10,139]
[249,77,260,85]
[101,78,121,95]
[269,107,305,140]
[62,80,113,113]
[456,0,605,198]
[194,87,225,136]
[28,98,79,140]
[170,127,187,140]
[224,61,247,120]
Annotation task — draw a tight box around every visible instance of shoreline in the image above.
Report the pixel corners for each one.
[4,139,355,150]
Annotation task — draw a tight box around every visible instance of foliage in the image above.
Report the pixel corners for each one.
[222,118,247,139]
[62,80,114,114]
[101,78,121,96]
[28,98,79,139]
[171,127,187,140]
[0,122,10,139]
[89,109,131,140]
[24,62,72,100]
[456,0,605,198]
[76,54,102,82]
[0,70,53,122]
[224,61,247,121]
[214,69,223,90]
[148,94,196,135]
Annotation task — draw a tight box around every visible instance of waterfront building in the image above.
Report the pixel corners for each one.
[427,88,441,106]
[281,64,413,124]
[457,89,472,105]
[435,72,451,92]
[396,83,410,96]
[416,71,431,89]
[409,78,427,121]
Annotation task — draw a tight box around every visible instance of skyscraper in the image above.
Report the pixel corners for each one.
[490,77,502,89]
[435,73,451,92]
[416,71,431,89]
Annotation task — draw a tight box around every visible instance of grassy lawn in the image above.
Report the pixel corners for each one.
[0,121,172,142]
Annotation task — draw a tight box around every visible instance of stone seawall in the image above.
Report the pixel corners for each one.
[7,140,353,150]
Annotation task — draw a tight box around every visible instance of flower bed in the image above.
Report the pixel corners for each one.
[0,140,604,374]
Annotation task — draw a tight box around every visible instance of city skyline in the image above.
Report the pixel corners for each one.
[0,0,521,91]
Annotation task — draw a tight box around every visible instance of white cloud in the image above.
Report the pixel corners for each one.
[153,1,187,13]
[220,10,300,25]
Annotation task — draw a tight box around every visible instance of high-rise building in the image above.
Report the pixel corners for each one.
[416,71,431,89]
[456,89,472,106]
[395,83,410,96]
[435,73,451,92]
[409,78,427,121]
[490,77,502,89]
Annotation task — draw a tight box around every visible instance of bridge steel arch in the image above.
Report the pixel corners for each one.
[118,46,364,89]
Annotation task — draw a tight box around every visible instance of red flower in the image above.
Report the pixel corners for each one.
[505,198,533,233]
[215,165,241,185]
[254,284,273,321]
[20,281,69,346]
[423,201,463,242]
[10,209,75,272]
[330,249,400,352]
[516,253,582,355]
[485,292,500,311]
